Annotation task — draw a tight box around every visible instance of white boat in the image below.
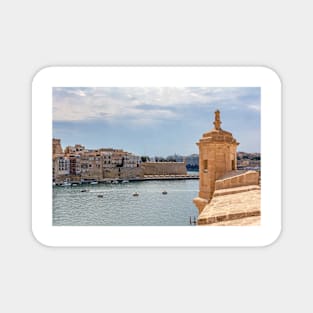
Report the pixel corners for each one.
[90,181,98,185]
[112,180,119,184]
[62,181,71,187]
[122,180,129,183]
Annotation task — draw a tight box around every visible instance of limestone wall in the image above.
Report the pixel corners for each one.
[103,167,144,179]
[215,170,259,190]
[141,162,187,175]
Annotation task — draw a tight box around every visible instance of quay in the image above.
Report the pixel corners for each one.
[54,174,199,186]
[134,174,199,182]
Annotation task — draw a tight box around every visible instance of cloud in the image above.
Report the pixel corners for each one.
[53,87,260,122]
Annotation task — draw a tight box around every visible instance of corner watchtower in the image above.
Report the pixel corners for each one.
[193,110,239,213]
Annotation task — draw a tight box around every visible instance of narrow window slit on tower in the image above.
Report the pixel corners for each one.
[203,159,208,172]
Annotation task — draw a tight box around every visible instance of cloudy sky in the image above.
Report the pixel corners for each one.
[53,87,260,156]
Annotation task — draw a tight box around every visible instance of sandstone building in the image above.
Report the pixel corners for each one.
[52,140,142,183]
[52,139,187,184]
[193,111,261,226]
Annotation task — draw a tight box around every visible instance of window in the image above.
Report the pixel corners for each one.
[203,160,208,171]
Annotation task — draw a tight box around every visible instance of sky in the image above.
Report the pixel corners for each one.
[53,87,260,157]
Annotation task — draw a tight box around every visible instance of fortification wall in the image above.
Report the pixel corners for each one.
[141,162,187,175]
[215,170,259,190]
[103,167,144,179]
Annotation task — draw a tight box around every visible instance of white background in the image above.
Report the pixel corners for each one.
[32,66,281,247]
[0,1,310,312]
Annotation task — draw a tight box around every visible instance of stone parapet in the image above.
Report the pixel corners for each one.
[214,185,260,197]
[215,170,259,190]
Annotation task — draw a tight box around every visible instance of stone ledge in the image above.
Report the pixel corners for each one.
[209,216,261,226]
[198,210,260,225]
[214,185,260,197]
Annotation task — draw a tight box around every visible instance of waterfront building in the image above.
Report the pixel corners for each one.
[64,144,85,154]
[123,153,141,168]
[80,150,103,181]
[53,138,63,155]
[68,154,81,176]
[53,155,70,182]
[52,139,143,183]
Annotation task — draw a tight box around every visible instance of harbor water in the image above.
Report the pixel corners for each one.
[53,179,199,226]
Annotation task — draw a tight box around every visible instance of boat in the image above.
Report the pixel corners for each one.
[90,181,98,185]
[112,180,119,184]
[122,180,129,183]
[133,192,139,196]
[162,191,168,195]
[97,194,104,198]
[81,189,88,192]
[71,183,78,187]
[62,181,71,187]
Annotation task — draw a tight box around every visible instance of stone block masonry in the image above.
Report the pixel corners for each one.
[141,162,187,176]
[215,170,259,190]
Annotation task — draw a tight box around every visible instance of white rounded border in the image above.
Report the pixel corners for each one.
[32,66,281,247]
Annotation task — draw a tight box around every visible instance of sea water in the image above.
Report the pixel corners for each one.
[53,179,199,226]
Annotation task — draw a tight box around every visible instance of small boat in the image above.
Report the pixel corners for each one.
[112,180,119,184]
[90,181,98,185]
[162,191,168,195]
[133,192,139,196]
[122,180,129,183]
[81,189,88,192]
[97,194,104,198]
[62,181,71,187]
[71,183,78,187]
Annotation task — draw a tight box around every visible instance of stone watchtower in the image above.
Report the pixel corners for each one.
[193,110,239,213]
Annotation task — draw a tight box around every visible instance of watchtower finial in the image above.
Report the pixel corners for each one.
[214,110,221,130]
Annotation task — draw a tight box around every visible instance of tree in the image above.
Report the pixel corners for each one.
[141,156,150,162]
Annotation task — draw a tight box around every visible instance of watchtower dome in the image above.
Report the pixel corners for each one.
[193,110,239,213]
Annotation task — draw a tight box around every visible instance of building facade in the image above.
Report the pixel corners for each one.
[52,139,142,183]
